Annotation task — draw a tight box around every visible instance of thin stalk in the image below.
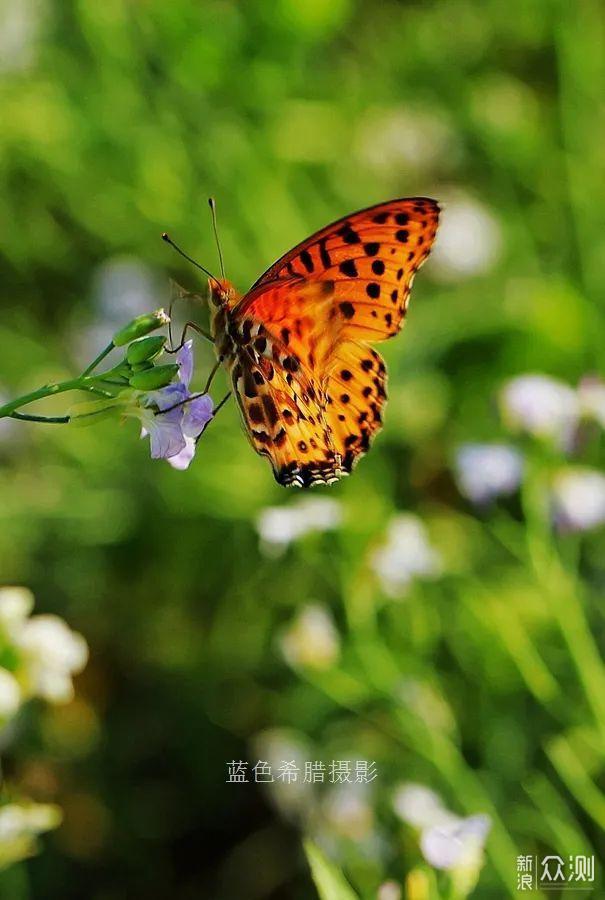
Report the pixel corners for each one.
[522,467,605,744]
[80,342,115,377]
[10,411,70,424]
[0,378,98,418]
[0,377,115,420]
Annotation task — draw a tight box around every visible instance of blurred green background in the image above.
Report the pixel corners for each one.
[1,0,605,897]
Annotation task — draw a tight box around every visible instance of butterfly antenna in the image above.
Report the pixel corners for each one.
[208,197,226,280]
[161,233,220,284]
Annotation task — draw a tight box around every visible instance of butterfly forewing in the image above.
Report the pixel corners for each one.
[240,197,439,341]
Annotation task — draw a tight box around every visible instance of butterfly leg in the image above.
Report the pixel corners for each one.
[203,357,223,393]
[166,321,214,353]
[156,357,225,417]
[213,391,231,415]
[195,390,232,443]
[166,278,214,349]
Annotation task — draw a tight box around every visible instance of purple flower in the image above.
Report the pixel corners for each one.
[140,341,214,468]
[420,814,491,871]
[454,443,524,505]
[500,374,579,450]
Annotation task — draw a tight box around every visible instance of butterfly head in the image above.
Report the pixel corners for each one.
[208,277,239,309]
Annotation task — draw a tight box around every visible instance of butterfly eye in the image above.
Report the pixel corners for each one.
[208,282,225,307]
[210,279,238,309]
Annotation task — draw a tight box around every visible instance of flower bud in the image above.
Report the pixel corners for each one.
[131,361,154,373]
[129,364,178,390]
[113,309,170,347]
[126,335,167,365]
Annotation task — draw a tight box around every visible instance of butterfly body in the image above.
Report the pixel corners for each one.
[209,198,440,487]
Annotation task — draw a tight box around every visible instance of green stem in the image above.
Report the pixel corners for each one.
[0,377,113,420]
[522,460,605,745]
[10,411,70,424]
[80,342,115,377]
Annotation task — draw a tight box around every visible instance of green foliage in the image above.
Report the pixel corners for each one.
[304,841,358,900]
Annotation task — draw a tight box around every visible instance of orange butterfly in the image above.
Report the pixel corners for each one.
[199,198,438,487]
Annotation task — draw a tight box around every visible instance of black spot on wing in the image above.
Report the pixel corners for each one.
[249,403,264,424]
[338,225,361,244]
[300,249,314,273]
[339,259,358,277]
[262,395,279,427]
[318,238,331,269]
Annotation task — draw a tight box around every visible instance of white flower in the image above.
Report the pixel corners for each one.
[0,803,61,840]
[500,374,579,448]
[393,784,453,830]
[577,376,605,428]
[279,605,340,671]
[420,814,491,871]
[0,802,62,870]
[355,108,457,174]
[378,882,402,900]
[256,498,342,557]
[323,782,374,841]
[393,783,491,873]
[0,0,42,74]
[371,514,442,598]
[0,669,21,719]
[551,468,605,532]
[454,443,524,504]
[430,198,502,280]
[0,587,34,638]
[16,615,88,703]
[252,729,314,820]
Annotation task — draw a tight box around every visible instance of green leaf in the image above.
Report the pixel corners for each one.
[303,840,359,900]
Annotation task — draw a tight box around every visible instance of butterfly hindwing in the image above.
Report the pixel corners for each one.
[228,331,344,487]
[324,341,388,474]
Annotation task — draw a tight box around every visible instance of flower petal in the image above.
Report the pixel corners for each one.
[144,382,188,412]
[420,814,491,871]
[500,374,579,449]
[176,340,194,387]
[167,436,197,470]
[146,407,186,459]
[393,783,449,829]
[371,514,442,598]
[182,393,214,438]
[551,467,605,532]
[454,443,524,505]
